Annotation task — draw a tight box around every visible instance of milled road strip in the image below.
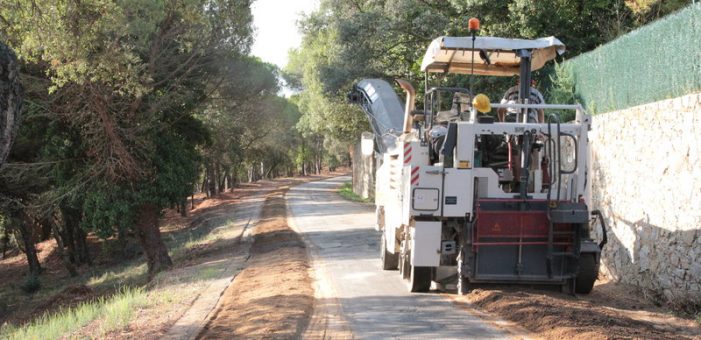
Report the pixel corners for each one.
[163,193,265,340]
[286,194,354,339]
[287,177,511,339]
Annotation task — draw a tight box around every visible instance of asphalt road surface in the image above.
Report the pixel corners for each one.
[286,176,508,339]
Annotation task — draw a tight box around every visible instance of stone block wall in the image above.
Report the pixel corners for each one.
[590,92,701,305]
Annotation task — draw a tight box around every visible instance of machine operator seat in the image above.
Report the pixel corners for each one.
[428,91,472,164]
[428,110,456,164]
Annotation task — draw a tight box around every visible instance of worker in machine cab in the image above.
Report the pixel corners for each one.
[427,91,470,164]
[452,92,472,120]
[497,78,545,123]
[428,110,454,164]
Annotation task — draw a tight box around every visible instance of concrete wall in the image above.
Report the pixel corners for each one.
[352,141,375,199]
[590,92,701,305]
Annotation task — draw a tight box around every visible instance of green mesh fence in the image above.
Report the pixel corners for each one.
[564,3,701,114]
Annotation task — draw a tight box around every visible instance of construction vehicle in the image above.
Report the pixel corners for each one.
[349,19,607,294]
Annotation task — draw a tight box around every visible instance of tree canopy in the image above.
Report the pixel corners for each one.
[0,0,690,285]
[0,0,305,279]
[287,0,691,157]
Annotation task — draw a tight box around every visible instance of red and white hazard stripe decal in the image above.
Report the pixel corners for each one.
[411,166,420,185]
[404,142,412,164]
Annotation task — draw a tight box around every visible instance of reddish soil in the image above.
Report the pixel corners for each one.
[197,191,314,339]
[0,171,342,330]
[456,276,701,339]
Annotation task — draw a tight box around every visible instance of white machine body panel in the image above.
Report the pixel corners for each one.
[442,169,473,217]
[412,188,440,210]
[411,221,441,267]
[379,138,430,253]
[381,152,403,225]
[402,166,474,221]
[454,121,590,202]
[374,161,389,208]
[401,140,429,168]
[406,165,442,218]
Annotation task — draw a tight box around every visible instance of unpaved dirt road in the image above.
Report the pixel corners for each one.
[287,176,509,339]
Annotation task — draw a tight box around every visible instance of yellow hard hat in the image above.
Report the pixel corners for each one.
[472,93,491,113]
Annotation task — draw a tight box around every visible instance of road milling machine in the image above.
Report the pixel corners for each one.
[348,19,607,295]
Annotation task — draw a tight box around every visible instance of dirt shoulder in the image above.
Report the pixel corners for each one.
[0,173,342,339]
[197,188,313,339]
[454,277,701,339]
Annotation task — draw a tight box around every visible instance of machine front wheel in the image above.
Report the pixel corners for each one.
[409,266,432,292]
[381,232,398,270]
[575,253,599,294]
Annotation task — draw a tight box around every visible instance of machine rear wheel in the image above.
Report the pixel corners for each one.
[575,253,599,294]
[409,266,431,292]
[381,232,398,270]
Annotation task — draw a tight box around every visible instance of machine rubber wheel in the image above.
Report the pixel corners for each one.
[575,253,599,294]
[381,232,398,270]
[409,266,432,292]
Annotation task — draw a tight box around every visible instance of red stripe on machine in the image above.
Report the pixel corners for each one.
[411,167,420,175]
[404,144,412,164]
[411,173,420,185]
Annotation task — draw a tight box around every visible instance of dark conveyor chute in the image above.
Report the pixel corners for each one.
[348,79,404,153]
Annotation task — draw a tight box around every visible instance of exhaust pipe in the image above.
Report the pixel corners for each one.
[395,79,415,134]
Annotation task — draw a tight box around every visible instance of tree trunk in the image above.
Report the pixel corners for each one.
[207,164,216,196]
[213,163,220,195]
[179,197,187,217]
[117,226,129,259]
[265,162,278,179]
[61,205,90,266]
[1,227,10,259]
[51,224,78,277]
[0,42,23,166]
[14,214,41,276]
[62,223,77,264]
[201,172,208,197]
[39,220,52,241]
[75,226,91,265]
[134,203,172,278]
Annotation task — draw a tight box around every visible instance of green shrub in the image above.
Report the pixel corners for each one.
[338,182,372,203]
[546,62,577,121]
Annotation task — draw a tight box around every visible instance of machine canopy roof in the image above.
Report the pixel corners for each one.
[420,36,566,76]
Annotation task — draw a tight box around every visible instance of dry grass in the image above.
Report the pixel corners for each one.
[1,287,147,340]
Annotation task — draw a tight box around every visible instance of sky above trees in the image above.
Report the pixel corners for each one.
[251,0,319,68]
